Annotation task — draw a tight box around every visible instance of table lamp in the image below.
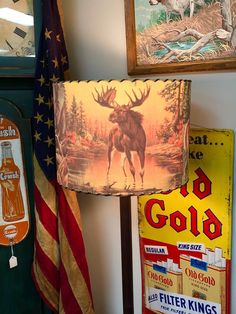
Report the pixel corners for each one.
[53,79,191,313]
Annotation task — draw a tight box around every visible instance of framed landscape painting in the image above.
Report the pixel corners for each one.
[124,0,236,75]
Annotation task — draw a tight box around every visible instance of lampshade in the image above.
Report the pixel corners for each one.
[53,79,191,196]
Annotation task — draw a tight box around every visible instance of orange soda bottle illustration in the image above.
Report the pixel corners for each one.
[0,141,25,222]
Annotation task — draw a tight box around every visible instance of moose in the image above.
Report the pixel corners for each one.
[93,85,150,185]
[149,0,205,22]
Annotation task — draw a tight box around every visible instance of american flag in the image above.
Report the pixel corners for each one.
[32,1,94,313]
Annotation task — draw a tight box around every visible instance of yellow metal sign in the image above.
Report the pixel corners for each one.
[138,129,233,314]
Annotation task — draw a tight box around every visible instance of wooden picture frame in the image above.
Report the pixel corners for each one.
[124,0,236,75]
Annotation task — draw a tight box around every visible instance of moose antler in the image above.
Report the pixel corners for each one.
[92,86,117,108]
[126,86,151,108]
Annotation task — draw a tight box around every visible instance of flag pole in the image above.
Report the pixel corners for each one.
[120,196,134,314]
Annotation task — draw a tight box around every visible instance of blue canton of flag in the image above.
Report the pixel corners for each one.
[33,2,68,180]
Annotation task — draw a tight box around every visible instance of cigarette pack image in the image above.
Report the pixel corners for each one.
[180,248,226,314]
[144,260,182,313]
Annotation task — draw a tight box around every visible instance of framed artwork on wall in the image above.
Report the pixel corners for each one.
[124,0,236,75]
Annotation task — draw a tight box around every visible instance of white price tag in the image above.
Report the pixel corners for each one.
[9,256,18,269]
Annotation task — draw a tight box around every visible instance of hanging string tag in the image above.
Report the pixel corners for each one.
[9,241,18,269]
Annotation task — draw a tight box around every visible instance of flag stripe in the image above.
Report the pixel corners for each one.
[59,298,65,314]
[34,211,59,268]
[63,188,82,229]
[34,184,59,241]
[59,220,94,313]
[33,261,58,312]
[60,263,83,314]
[58,188,92,287]
[34,155,57,216]
[35,239,60,291]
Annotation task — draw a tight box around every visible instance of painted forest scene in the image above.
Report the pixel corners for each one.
[53,80,190,196]
[135,0,236,65]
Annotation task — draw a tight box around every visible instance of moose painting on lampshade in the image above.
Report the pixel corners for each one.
[53,80,191,196]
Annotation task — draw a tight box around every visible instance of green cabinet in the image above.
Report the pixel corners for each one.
[0,78,52,314]
[0,0,52,310]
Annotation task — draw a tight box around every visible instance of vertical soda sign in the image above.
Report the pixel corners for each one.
[138,129,233,314]
[0,117,30,245]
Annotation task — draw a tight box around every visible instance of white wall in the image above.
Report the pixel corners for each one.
[62,1,236,313]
